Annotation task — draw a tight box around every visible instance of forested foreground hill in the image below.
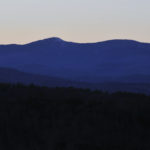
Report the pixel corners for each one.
[0,83,150,150]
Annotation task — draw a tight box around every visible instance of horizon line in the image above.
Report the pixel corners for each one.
[0,37,149,46]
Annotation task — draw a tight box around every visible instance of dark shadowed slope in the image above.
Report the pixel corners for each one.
[0,67,150,94]
[0,38,150,83]
[0,67,75,87]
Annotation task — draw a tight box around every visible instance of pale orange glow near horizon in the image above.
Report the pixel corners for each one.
[0,0,150,44]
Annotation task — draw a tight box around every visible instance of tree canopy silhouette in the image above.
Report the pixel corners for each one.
[0,83,149,150]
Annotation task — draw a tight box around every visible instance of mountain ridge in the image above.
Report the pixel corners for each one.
[0,67,150,94]
[1,37,149,46]
[0,37,150,88]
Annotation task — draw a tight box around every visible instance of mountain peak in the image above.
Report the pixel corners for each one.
[39,37,65,43]
[26,37,66,46]
[48,37,64,42]
[42,37,66,43]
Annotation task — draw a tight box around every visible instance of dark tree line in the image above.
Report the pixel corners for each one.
[0,83,150,150]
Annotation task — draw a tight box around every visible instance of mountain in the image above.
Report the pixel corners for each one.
[0,67,150,94]
[0,67,97,88]
[0,67,74,87]
[0,37,150,84]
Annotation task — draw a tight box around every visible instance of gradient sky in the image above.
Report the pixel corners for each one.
[0,0,150,44]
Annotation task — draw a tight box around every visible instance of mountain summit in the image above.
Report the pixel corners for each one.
[26,37,66,46]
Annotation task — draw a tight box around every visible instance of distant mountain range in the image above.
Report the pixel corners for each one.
[0,67,150,94]
[0,37,150,94]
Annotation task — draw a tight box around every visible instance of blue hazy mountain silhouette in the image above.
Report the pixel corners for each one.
[0,67,74,87]
[0,67,150,94]
[0,37,150,84]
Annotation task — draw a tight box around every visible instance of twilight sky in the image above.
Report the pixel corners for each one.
[0,0,150,44]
